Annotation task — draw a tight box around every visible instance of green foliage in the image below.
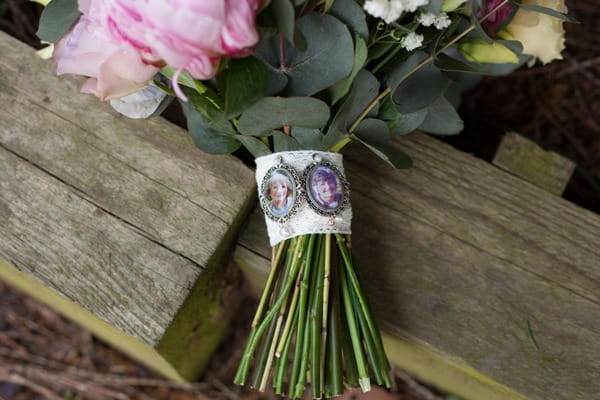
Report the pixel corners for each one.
[255,13,354,96]
[392,62,449,114]
[270,0,296,45]
[237,97,330,136]
[37,0,79,42]
[180,91,239,154]
[419,95,463,135]
[354,137,413,169]
[223,56,268,117]
[329,0,369,41]
[291,127,327,150]
[328,35,368,105]
[235,135,272,158]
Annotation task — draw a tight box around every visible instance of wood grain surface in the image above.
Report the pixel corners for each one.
[0,31,256,380]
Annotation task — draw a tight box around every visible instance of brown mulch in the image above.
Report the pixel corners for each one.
[0,0,598,399]
[0,279,445,400]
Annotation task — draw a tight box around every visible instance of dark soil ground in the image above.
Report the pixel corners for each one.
[0,0,598,399]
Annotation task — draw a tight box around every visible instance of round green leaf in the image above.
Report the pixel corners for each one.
[255,13,354,97]
[419,96,464,135]
[392,62,449,114]
[237,97,330,136]
[37,0,79,42]
[181,101,240,154]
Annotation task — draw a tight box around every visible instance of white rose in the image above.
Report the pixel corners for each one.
[500,0,567,64]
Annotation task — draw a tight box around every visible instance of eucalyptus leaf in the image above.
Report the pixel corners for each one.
[425,0,443,14]
[325,69,380,146]
[236,135,272,158]
[273,131,304,152]
[353,136,413,169]
[265,65,289,95]
[37,0,79,42]
[389,108,428,135]
[329,35,368,105]
[434,53,484,73]
[291,127,327,150]
[386,51,428,93]
[354,118,390,144]
[419,96,463,135]
[330,0,369,41]
[224,56,267,117]
[470,0,493,44]
[378,94,400,121]
[510,1,578,23]
[237,97,330,136]
[184,89,234,134]
[392,62,448,114]
[271,0,295,43]
[181,100,240,154]
[255,13,354,96]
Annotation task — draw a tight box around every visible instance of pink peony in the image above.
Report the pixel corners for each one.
[54,0,159,100]
[479,0,515,37]
[107,0,261,99]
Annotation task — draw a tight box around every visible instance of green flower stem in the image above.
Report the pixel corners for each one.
[234,236,307,385]
[326,251,343,397]
[264,256,306,390]
[319,234,332,393]
[252,241,288,328]
[249,242,295,388]
[289,235,315,397]
[259,303,286,391]
[355,299,384,386]
[309,235,325,398]
[250,316,278,388]
[293,236,323,398]
[274,298,300,394]
[275,258,305,358]
[339,298,359,388]
[336,235,392,386]
[340,262,371,392]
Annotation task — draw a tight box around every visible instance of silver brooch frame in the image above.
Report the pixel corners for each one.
[259,163,303,223]
[303,160,349,217]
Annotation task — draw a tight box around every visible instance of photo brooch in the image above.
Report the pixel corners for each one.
[258,159,303,224]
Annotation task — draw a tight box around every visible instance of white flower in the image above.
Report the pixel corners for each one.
[364,0,429,23]
[364,0,393,21]
[404,0,429,13]
[500,0,567,64]
[418,12,451,29]
[433,13,451,29]
[401,32,424,51]
[418,12,437,26]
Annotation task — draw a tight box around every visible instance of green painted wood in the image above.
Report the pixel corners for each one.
[0,31,256,381]
[235,134,600,400]
[493,132,576,195]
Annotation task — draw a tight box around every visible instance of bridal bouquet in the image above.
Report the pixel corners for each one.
[38,0,571,397]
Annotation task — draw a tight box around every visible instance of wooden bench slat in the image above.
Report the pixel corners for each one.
[236,135,600,400]
[0,31,256,381]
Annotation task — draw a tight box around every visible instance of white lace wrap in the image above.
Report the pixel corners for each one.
[255,151,352,246]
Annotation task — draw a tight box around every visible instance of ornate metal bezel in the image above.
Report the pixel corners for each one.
[259,163,303,223]
[303,160,350,217]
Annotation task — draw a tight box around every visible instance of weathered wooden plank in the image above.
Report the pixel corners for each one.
[0,31,256,381]
[235,134,600,400]
[493,132,576,195]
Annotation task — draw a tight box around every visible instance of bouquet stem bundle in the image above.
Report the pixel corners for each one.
[234,233,391,398]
